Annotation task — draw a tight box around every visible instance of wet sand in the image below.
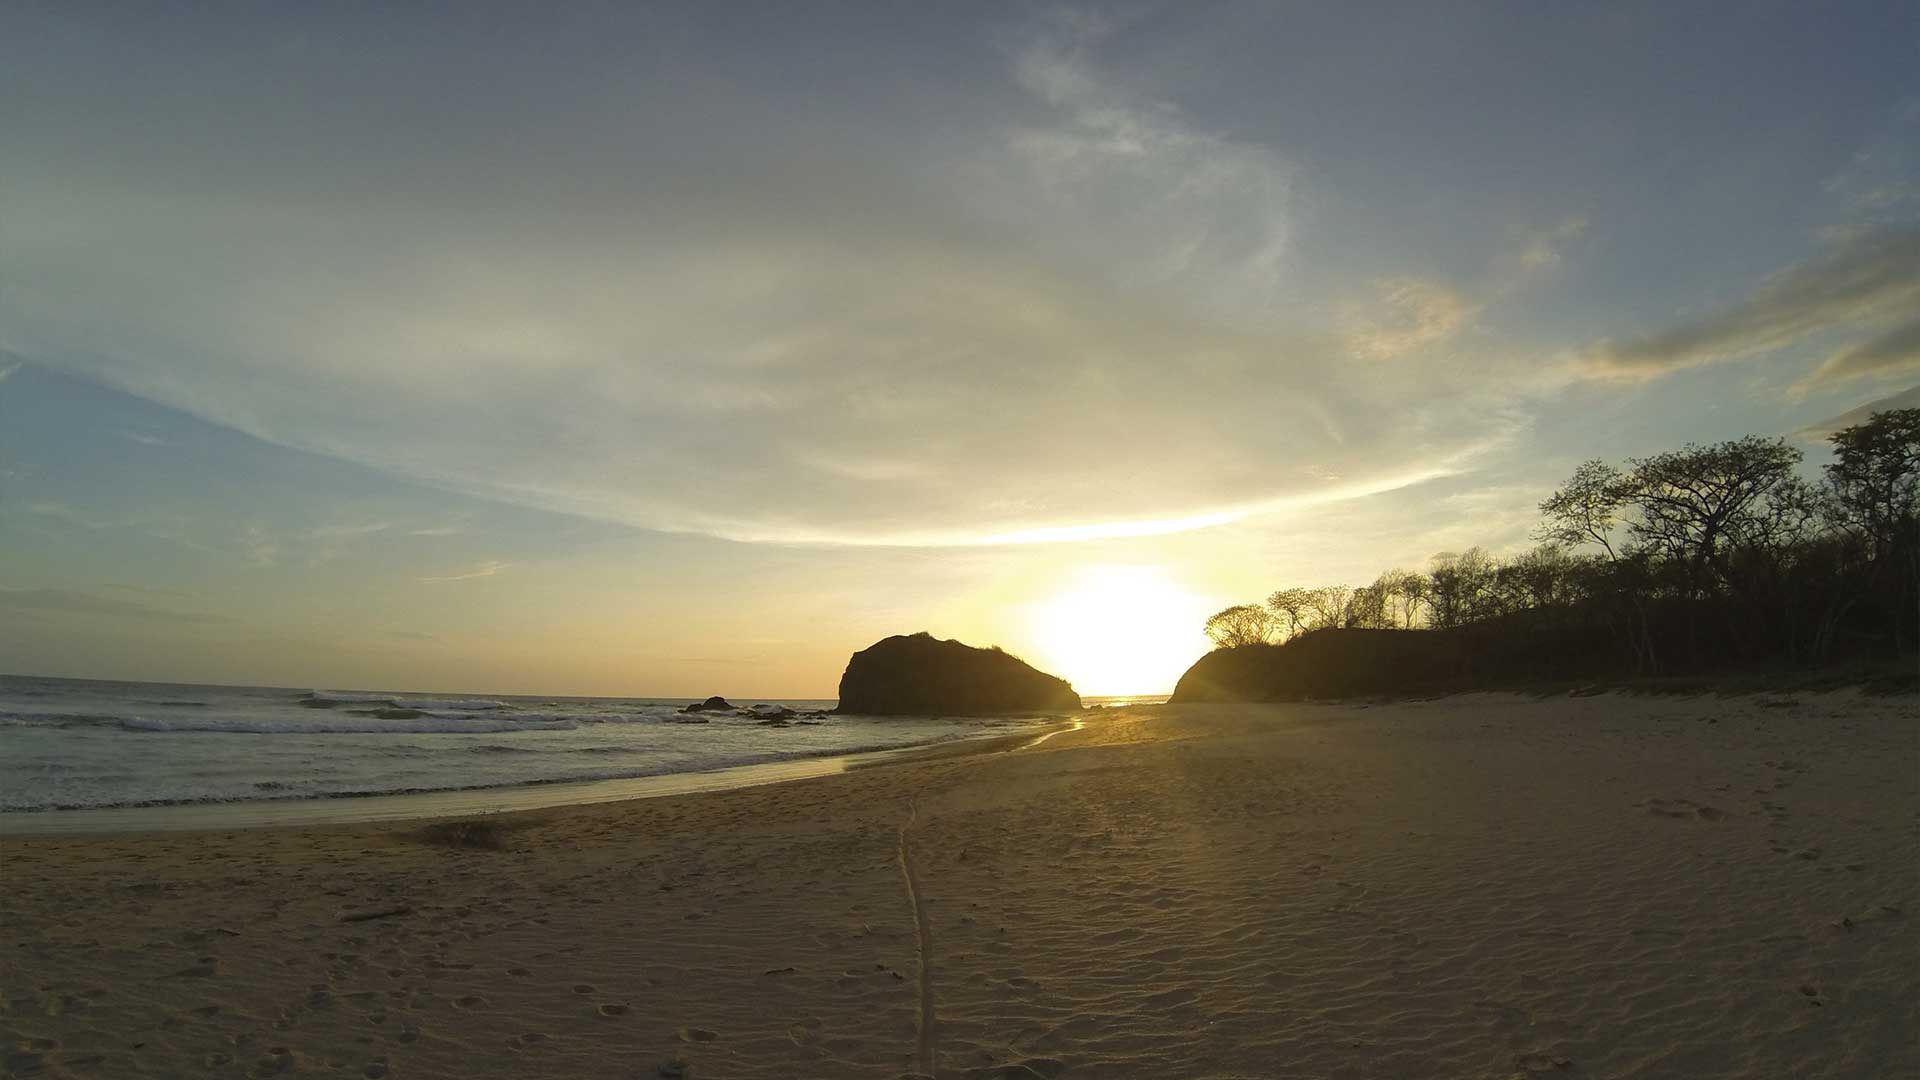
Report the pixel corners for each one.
[2,694,1915,1079]
[0,725,1066,836]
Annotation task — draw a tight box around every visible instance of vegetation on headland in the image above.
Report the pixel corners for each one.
[1178,409,1919,701]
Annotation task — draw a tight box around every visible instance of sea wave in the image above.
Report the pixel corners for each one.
[0,733,983,812]
[0,710,577,734]
[0,711,134,728]
[301,690,508,711]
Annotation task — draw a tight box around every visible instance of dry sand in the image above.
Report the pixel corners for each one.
[2,692,1915,1079]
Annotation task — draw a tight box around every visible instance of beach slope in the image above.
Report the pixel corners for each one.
[3,692,1914,1079]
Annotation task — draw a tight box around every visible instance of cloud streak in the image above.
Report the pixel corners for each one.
[420,560,508,584]
[1794,384,1920,441]
[1344,279,1479,361]
[986,17,1296,324]
[1581,229,1920,382]
[0,587,226,624]
[1796,318,1920,392]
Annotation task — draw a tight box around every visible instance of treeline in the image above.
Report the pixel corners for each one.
[1205,408,1919,676]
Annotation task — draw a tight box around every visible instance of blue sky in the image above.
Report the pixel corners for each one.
[3,3,1916,695]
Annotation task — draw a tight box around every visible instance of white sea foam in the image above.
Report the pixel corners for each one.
[1,710,576,734]
[303,690,508,710]
[118,715,577,734]
[0,676,1023,815]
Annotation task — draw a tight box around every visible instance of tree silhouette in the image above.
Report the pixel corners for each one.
[1202,411,1919,680]
[1205,604,1280,648]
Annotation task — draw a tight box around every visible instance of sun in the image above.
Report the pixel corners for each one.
[1026,565,1215,698]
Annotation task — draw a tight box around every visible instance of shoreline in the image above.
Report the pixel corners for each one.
[0,717,1075,837]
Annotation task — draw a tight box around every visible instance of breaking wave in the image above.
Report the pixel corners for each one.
[0,710,577,734]
[300,690,508,711]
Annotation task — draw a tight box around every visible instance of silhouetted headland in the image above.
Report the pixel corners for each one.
[836,632,1082,715]
[1180,410,1920,702]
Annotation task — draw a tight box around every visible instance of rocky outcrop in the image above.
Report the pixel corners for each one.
[681,696,734,713]
[836,633,1082,716]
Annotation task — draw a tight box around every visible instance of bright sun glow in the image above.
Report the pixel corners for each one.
[1027,565,1215,698]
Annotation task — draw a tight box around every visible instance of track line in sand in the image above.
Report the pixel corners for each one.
[897,799,937,1077]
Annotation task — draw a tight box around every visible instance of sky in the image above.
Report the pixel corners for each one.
[3,2,1917,697]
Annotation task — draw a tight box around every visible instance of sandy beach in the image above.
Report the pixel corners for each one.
[3,692,1915,1079]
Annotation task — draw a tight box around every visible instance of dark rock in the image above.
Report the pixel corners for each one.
[681,696,734,713]
[835,633,1080,716]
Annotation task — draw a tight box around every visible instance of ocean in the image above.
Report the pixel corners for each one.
[0,673,1068,815]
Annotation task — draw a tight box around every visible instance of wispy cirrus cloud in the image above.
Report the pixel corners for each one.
[102,582,195,599]
[311,522,392,539]
[1794,384,1920,441]
[1340,217,1583,362]
[240,525,280,567]
[1510,217,1589,277]
[1580,228,1920,383]
[0,10,1537,551]
[986,14,1296,324]
[1793,318,1920,394]
[420,560,508,584]
[1343,279,1479,361]
[0,587,226,624]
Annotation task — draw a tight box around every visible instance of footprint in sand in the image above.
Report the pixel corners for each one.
[786,1019,821,1046]
[245,1049,293,1078]
[571,984,596,995]
[676,1026,719,1043]
[506,967,530,976]
[452,995,487,1009]
[1644,797,1723,820]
